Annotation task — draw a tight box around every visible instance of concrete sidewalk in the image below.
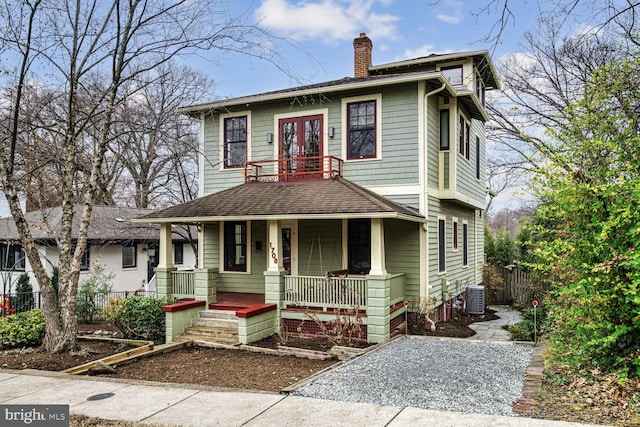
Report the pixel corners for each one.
[0,370,607,427]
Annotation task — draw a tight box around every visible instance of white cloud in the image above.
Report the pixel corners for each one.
[434,0,463,24]
[402,44,436,59]
[255,0,400,43]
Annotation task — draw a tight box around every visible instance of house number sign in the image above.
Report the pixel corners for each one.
[269,242,278,264]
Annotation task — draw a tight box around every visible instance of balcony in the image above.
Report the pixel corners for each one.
[244,156,342,183]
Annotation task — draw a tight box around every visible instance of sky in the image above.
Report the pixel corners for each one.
[199,0,545,99]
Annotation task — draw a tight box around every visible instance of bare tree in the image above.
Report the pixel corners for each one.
[486,15,626,203]
[110,62,212,209]
[0,0,288,353]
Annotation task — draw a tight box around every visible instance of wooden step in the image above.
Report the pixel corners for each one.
[177,334,240,346]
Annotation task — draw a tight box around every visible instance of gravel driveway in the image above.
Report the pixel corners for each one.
[293,336,535,416]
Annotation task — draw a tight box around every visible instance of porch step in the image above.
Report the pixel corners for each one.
[176,310,240,346]
[183,325,238,339]
[199,309,239,320]
[191,317,238,329]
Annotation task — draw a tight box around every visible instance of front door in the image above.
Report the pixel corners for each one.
[279,115,323,179]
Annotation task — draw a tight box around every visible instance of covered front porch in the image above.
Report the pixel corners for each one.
[137,173,425,345]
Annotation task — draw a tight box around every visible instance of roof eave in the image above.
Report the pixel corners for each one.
[177,72,446,116]
[133,212,426,224]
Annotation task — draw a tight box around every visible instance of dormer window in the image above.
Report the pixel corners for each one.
[441,65,463,86]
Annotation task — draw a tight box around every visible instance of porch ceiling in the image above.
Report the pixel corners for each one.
[134,176,425,224]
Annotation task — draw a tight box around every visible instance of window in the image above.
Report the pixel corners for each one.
[348,219,371,274]
[463,223,469,266]
[122,242,137,268]
[80,246,90,271]
[438,217,446,273]
[223,115,247,168]
[347,100,376,159]
[439,110,450,150]
[452,219,459,251]
[459,115,470,159]
[0,244,25,271]
[475,71,486,106]
[224,221,247,272]
[174,243,184,265]
[441,65,463,85]
[475,136,481,180]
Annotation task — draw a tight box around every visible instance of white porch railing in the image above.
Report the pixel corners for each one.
[172,270,195,298]
[284,275,367,310]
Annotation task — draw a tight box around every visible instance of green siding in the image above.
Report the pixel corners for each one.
[427,197,481,305]
[384,219,420,299]
[342,84,420,187]
[387,194,420,211]
[201,223,219,269]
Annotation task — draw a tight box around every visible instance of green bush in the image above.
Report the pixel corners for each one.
[0,309,45,349]
[104,296,168,344]
[77,265,113,323]
[12,272,35,313]
[508,302,551,342]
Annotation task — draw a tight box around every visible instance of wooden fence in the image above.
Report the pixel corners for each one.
[484,266,533,305]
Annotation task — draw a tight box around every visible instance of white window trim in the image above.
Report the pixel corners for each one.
[452,217,459,252]
[341,93,382,162]
[462,220,469,268]
[219,110,251,171]
[437,214,447,275]
[437,60,473,87]
[219,221,252,274]
[458,111,471,162]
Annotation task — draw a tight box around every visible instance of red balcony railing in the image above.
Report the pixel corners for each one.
[244,156,343,183]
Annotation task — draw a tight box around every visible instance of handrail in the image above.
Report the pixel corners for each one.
[244,156,343,183]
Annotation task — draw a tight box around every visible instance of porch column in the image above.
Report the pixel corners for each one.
[266,219,284,272]
[158,223,174,269]
[156,222,176,299]
[194,268,218,304]
[370,218,387,276]
[265,219,285,331]
[366,274,391,343]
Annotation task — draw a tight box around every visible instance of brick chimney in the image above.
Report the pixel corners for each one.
[353,32,372,78]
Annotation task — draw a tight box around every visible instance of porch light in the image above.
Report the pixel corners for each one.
[266,132,273,143]
[328,127,335,138]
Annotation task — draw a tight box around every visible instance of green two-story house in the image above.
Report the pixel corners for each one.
[136,33,499,345]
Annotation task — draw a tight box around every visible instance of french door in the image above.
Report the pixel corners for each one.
[279,115,323,179]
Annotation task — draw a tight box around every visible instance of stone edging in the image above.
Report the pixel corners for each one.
[512,344,544,415]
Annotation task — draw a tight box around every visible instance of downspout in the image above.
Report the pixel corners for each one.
[424,82,446,328]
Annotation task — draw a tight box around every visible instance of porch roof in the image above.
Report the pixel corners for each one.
[134,177,425,224]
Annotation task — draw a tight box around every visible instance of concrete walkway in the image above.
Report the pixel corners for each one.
[0,306,608,427]
[0,370,606,427]
[468,305,523,341]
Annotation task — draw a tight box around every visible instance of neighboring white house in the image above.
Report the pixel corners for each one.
[0,205,197,293]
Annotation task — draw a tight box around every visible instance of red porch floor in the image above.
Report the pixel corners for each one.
[208,292,265,311]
